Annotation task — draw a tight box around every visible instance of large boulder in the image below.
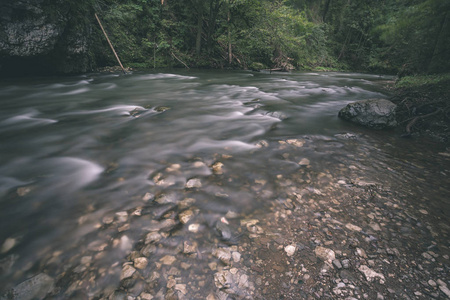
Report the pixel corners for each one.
[338,99,398,129]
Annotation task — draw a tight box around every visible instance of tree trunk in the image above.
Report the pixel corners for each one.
[322,0,331,22]
[196,9,203,56]
[227,0,232,64]
[427,12,448,73]
[206,0,222,54]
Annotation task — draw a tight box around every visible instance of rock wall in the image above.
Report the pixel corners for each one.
[0,0,95,77]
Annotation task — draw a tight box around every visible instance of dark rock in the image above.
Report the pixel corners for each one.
[332,259,343,269]
[338,99,397,129]
[215,217,232,241]
[5,273,55,300]
[0,0,95,76]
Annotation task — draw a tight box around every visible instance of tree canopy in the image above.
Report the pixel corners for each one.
[91,0,449,74]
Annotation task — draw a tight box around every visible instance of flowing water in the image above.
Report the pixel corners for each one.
[0,70,448,298]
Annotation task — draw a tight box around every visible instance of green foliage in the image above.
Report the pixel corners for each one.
[377,0,450,74]
[86,0,448,75]
[395,73,450,88]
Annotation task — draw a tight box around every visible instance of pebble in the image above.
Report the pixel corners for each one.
[314,246,336,264]
[183,241,198,254]
[179,210,194,224]
[134,257,148,269]
[439,285,450,298]
[120,265,136,280]
[188,223,200,233]
[356,248,368,258]
[286,139,305,147]
[299,158,310,166]
[332,259,342,269]
[232,251,241,263]
[428,279,437,287]
[175,284,187,295]
[145,232,162,244]
[358,265,385,283]
[342,259,350,269]
[437,279,447,287]
[160,255,176,265]
[284,245,296,257]
[115,211,128,223]
[369,222,382,231]
[212,162,224,174]
[345,223,362,232]
[213,248,232,264]
[142,192,154,201]
[140,292,154,300]
[185,178,202,188]
[1,238,16,254]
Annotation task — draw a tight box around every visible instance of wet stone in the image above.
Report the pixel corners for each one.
[213,248,232,264]
[133,257,148,269]
[1,238,16,254]
[298,158,310,166]
[342,259,350,269]
[332,259,343,269]
[346,223,362,232]
[212,162,224,174]
[7,273,54,300]
[284,245,296,257]
[314,246,336,264]
[142,192,154,201]
[439,285,450,298]
[183,241,198,254]
[179,210,194,224]
[185,178,202,188]
[120,265,136,280]
[358,265,385,283]
[188,223,200,233]
[428,279,437,287]
[140,292,154,300]
[115,211,128,223]
[232,251,241,263]
[160,255,176,265]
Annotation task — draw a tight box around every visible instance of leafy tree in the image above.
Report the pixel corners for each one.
[377,0,450,74]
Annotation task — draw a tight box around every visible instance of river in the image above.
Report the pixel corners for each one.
[0,70,448,299]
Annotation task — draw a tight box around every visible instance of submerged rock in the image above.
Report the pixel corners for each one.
[338,99,397,129]
[214,217,232,241]
[5,273,55,300]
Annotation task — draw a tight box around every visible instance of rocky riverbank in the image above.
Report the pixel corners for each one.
[2,135,449,300]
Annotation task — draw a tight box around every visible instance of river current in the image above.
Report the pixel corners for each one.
[0,70,448,298]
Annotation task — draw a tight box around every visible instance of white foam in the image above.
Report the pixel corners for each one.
[62,105,146,116]
[2,110,57,126]
[47,157,104,190]
[137,73,197,80]
[59,87,90,96]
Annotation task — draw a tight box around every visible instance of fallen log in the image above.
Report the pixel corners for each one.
[95,13,127,74]
[404,109,442,136]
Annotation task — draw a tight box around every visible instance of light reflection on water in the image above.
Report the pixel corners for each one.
[0,70,448,296]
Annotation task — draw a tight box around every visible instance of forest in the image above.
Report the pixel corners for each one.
[88,0,450,75]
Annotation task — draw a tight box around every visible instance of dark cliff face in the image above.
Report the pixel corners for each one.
[0,0,96,77]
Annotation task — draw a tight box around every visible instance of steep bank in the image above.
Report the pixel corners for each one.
[0,1,97,77]
[389,75,450,144]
